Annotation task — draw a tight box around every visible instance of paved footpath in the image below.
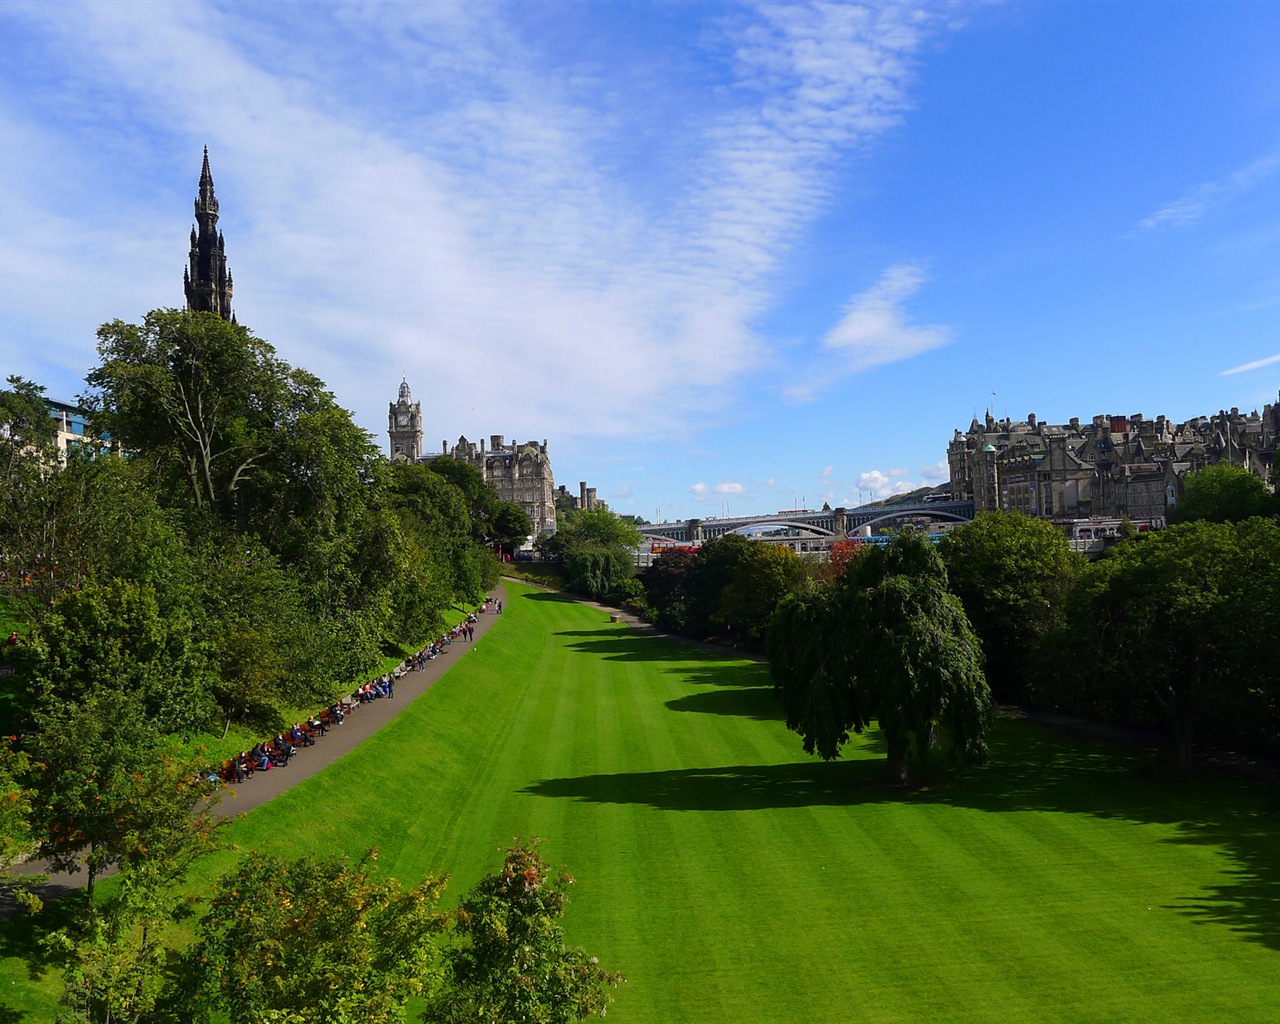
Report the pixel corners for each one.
[4,583,507,911]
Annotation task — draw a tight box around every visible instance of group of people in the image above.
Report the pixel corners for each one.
[407,598,498,670]
[218,598,500,786]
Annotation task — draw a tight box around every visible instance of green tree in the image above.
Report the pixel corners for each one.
[541,509,642,601]
[1169,463,1275,524]
[46,824,223,1024]
[425,458,502,543]
[640,547,696,632]
[0,374,56,482]
[424,840,624,1024]
[88,310,306,521]
[18,578,216,734]
[0,741,41,912]
[181,851,447,1024]
[679,533,754,638]
[939,512,1084,702]
[27,699,224,900]
[492,501,533,553]
[769,533,993,784]
[1054,518,1280,767]
[716,543,808,645]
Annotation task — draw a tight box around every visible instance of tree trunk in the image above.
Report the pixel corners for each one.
[883,734,910,787]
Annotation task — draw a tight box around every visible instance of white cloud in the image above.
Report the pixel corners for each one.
[1140,154,1280,231]
[763,477,776,488]
[856,468,920,500]
[0,1,946,449]
[784,263,950,401]
[689,482,710,497]
[820,464,834,478]
[1221,353,1280,376]
[919,458,950,482]
[822,264,951,369]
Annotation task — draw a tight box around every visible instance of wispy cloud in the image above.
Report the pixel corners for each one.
[784,263,950,401]
[0,1,944,449]
[919,458,949,482]
[714,481,744,494]
[1139,154,1280,231]
[1221,353,1280,376]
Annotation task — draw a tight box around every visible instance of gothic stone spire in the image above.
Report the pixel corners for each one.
[184,146,234,321]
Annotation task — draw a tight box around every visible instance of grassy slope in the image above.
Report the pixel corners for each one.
[5,581,1280,1022]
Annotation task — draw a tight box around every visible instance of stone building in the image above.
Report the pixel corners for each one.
[183,147,234,321]
[948,399,1279,521]
[384,377,557,538]
[387,377,424,463]
[432,434,558,538]
[554,481,598,512]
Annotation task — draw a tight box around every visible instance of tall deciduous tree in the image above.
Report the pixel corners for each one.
[1056,518,1280,767]
[716,543,808,644]
[540,508,642,601]
[88,310,304,522]
[939,511,1084,702]
[18,578,216,734]
[640,547,696,632]
[680,533,754,639]
[0,374,56,482]
[770,533,993,784]
[27,698,224,899]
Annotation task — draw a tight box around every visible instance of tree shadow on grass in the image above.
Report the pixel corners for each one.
[664,686,784,721]
[520,591,581,604]
[673,662,771,689]
[555,630,766,676]
[523,717,1280,952]
[0,887,82,982]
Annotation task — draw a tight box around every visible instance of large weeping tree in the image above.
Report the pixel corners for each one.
[770,532,993,785]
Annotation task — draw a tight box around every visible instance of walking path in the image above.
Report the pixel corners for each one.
[3,585,507,911]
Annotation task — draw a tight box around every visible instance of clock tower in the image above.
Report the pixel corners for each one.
[388,376,423,462]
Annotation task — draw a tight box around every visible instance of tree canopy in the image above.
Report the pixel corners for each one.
[769,532,993,783]
[1169,463,1276,524]
[1050,518,1280,767]
[939,512,1084,702]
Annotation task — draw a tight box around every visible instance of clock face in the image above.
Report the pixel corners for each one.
[397,411,409,427]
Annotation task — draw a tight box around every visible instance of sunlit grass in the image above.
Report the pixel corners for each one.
[3,580,1278,1022]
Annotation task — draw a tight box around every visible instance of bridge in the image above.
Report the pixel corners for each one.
[638,499,976,550]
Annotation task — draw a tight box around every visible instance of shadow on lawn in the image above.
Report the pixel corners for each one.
[524,718,1280,952]
[664,687,783,722]
[519,590,581,605]
[555,630,765,675]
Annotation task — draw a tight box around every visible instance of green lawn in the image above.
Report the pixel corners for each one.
[4,580,1279,1022]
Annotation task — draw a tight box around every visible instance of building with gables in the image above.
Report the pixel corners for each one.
[948,399,1280,521]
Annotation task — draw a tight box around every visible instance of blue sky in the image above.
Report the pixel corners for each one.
[2,1,1279,523]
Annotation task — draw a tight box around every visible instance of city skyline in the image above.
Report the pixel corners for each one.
[3,2,1280,521]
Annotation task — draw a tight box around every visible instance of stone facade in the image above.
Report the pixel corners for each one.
[948,400,1280,520]
[434,434,557,538]
[387,377,423,462]
[384,379,558,538]
[554,481,598,512]
[183,147,234,321]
